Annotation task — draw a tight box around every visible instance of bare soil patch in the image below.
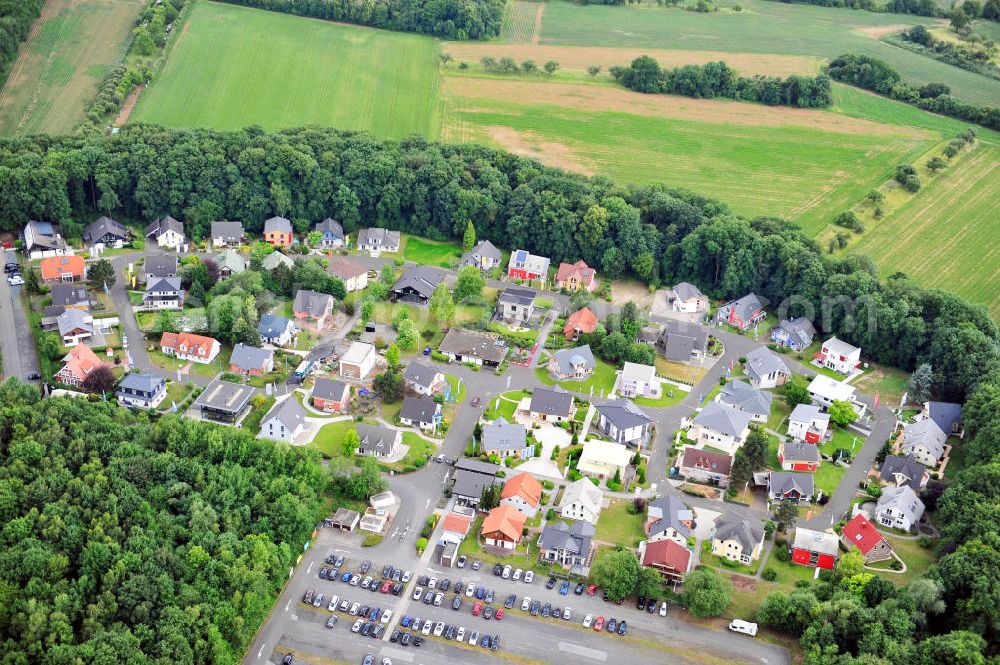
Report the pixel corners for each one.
[531,3,544,45]
[731,575,757,592]
[610,278,654,308]
[486,125,596,174]
[858,24,916,39]
[114,83,143,126]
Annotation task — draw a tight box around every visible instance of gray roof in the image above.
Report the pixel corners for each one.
[718,379,773,418]
[263,216,292,234]
[194,379,255,413]
[657,320,709,361]
[263,397,307,432]
[647,494,692,539]
[790,403,829,425]
[718,293,769,322]
[529,388,573,417]
[211,221,244,241]
[293,289,334,316]
[901,419,947,462]
[117,372,164,394]
[399,395,439,424]
[84,216,128,243]
[538,520,595,557]
[550,345,596,376]
[498,286,536,307]
[461,239,501,266]
[315,218,344,239]
[356,423,399,455]
[454,458,501,476]
[312,377,348,401]
[693,401,752,438]
[452,469,500,500]
[258,314,292,338]
[57,308,93,336]
[145,216,183,238]
[261,251,294,270]
[393,265,444,300]
[713,513,764,552]
[403,362,441,389]
[879,454,927,490]
[781,442,820,463]
[671,281,704,302]
[663,334,696,362]
[774,317,816,347]
[439,329,508,363]
[145,254,178,278]
[876,485,925,524]
[769,472,814,497]
[218,249,247,274]
[357,227,400,250]
[743,347,790,384]
[596,399,652,431]
[925,401,962,434]
[50,284,88,308]
[481,418,527,452]
[145,277,182,295]
[229,343,273,371]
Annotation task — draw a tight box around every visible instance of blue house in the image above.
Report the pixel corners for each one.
[770,317,816,351]
[314,218,345,248]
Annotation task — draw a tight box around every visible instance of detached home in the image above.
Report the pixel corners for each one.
[259,398,308,442]
[879,454,928,490]
[768,472,814,504]
[791,528,839,570]
[874,485,925,531]
[116,373,167,410]
[450,459,500,507]
[563,307,599,341]
[778,442,820,472]
[398,395,442,431]
[711,513,765,565]
[145,216,184,250]
[459,239,502,271]
[645,494,693,546]
[160,331,221,364]
[538,520,595,568]
[807,375,859,410]
[715,293,768,331]
[547,345,596,381]
[143,254,178,283]
[55,344,103,387]
[788,404,830,443]
[559,478,603,525]
[526,388,574,422]
[841,513,893,563]
[40,255,85,284]
[618,362,659,399]
[743,347,791,389]
[594,399,653,448]
[438,328,508,368]
[771,317,816,351]
[496,286,536,324]
[403,362,446,396]
[900,418,947,468]
[211,221,244,247]
[314,218,345,248]
[717,379,772,423]
[258,314,294,347]
[480,418,530,459]
[50,284,89,310]
[141,277,184,310]
[506,249,550,285]
[500,472,543,518]
[292,289,334,327]
[83,216,129,249]
[677,446,732,487]
[261,251,294,271]
[311,377,351,413]
[391,265,443,305]
[228,343,274,377]
[339,341,376,380]
[655,320,709,363]
[639,539,691,583]
[217,249,246,278]
[481,504,527,550]
[24,220,69,259]
[327,256,368,292]
[816,337,861,375]
[577,439,633,481]
[356,423,401,458]
[356,227,400,253]
[922,401,963,437]
[554,260,597,292]
[667,282,707,313]
[57,308,94,346]
[690,402,752,455]
[263,216,293,247]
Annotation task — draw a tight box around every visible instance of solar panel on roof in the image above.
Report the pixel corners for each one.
[514,250,528,263]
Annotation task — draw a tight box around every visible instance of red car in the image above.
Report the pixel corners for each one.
[380,581,392,594]
[472,602,483,617]
[593,616,605,631]
[586,585,597,596]
[471,397,481,407]
[495,609,504,621]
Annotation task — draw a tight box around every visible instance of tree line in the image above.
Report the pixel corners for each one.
[892,24,1000,82]
[214,0,504,40]
[764,0,941,17]
[0,124,996,400]
[0,0,43,88]
[610,56,833,108]
[827,53,1000,130]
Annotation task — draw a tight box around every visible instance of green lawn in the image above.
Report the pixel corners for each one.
[634,384,686,408]
[594,500,646,548]
[813,460,846,497]
[706,553,761,577]
[134,1,441,138]
[762,551,822,587]
[821,427,862,459]
[240,395,275,432]
[147,349,223,379]
[534,358,618,396]
[157,381,192,411]
[944,437,965,481]
[445,374,466,404]
[402,235,463,268]
[877,534,937,585]
[311,419,361,458]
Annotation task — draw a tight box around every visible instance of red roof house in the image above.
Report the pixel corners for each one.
[563,307,599,341]
[480,505,527,550]
[500,472,543,518]
[639,539,691,583]
[40,255,85,283]
[55,344,104,387]
[840,513,894,563]
[555,260,597,292]
[160,331,221,365]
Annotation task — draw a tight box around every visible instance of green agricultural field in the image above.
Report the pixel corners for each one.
[134,1,441,137]
[532,0,1000,105]
[0,0,145,136]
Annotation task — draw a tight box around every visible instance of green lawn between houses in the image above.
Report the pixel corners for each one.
[534,358,618,397]
[594,500,646,549]
[401,235,464,268]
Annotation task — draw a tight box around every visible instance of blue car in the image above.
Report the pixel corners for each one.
[341,572,353,583]
[423,346,432,356]
[401,615,413,628]
[475,587,485,600]
[559,581,570,595]
[369,607,380,621]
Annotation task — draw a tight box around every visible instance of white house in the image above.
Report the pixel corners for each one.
[141,277,184,310]
[743,347,791,389]
[645,494,693,547]
[874,485,925,531]
[577,439,634,481]
[399,395,442,432]
[356,227,401,253]
[56,309,94,346]
[259,398,307,443]
[339,341,376,380]
[499,472,543,519]
[617,362,660,399]
[900,418,947,468]
[594,399,653,448]
[328,256,369,292]
[24,221,70,259]
[807,375,860,410]
[145,216,185,250]
[787,403,830,443]
[817,337,861,375]
[559,478,603,525]
[258,314,295,347]
[689,402,752,456]
[668,282,707,313]
[210,221,244,247]
[711,513,765,565]
[403,362,446,396]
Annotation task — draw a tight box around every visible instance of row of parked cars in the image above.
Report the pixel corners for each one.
[397,616,500,651]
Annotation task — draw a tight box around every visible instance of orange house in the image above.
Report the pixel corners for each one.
[480,504,527,550]
[563,307,599,341]
[40,255,86,284]
[55,344,104,387]
[263,216,293,247]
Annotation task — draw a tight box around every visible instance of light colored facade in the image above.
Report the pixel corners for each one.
[559,478,603,525]
[618,362,660,399]
[339,342,376,380]
[817,337,861,375]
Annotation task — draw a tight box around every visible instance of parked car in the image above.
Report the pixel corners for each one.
[457,555,467,568]
[524,571,534,584]
[312,593,324,608]
[491,635,500,651]
[381,610,393,624]
[521,596,531,611]
[466,582,475,597]
[339,599,350,612]
[574,583,585,595]
[412,587,422,601]
[502,565,511,579]
[637,596,646,611]
[401,570,411,582]
[471,559,482,570]
[583,614,593,628]
[349,602,361,615]
[480,634,491,648]
[380,581,392,594]
[335,555,345,567]
[563,607,572,621]
[728,620,758,637]
[495,608,505,621]
[319,567,329,579]
[593,616,604,631]
[452,596,463,610]
[484,605,495,620]
[546,577,557,590]
[351,619,364,633]
[439,579,451,592]
[433,592,443,606]
[328,595,340,611]
[618,620,628,636]
[559,581,570,595]
[303,590,314,604]
[427,577,437,589]
[401,615,413,628]
[468,630,479,646]
[391,583,403,595]
[433,622,445,637]
[475,586,485,600]
[529,600,540,616]
[390,628,401,642]
[456,626,466,642]
[512,568,522,581]
[472,602,483,617]
[504,594,516,609]
[606,618,617,633]
[647,600,658,613]
[400,633,412,647]
[485,589,494,604]
[552,607,562,619]
[493,563,503,576]
[325,615,338,629]
[283,654,293,665]
[421,621,432,636]
[659,601,669,617]
[541,603,552,617]
[586,584,597,596]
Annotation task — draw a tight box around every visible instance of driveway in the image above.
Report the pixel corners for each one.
[0,279,40,382]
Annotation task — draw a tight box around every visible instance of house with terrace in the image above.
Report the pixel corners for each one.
[639,539,691,584]
[258,314,295,347]
[523,388,574,423]
[40,255,85,284]
[778,442,820,472]
[210,221,244,247]
[145,216,185,250]
[496,286,536,325]
[743,347,790,389]
[403,362,446,396]
[460,239,502,272]
[500,472,543,518]
[547,345,596,381]
[327,256,368,292]
[921,400,963,437]
[791,528,839,570]
[438,329,508,368]
[261,251,294,271]
[874,485,925,531]
[768,471,814,504]
[356,227,400,253]
[450,459,501,508]
[689,402,752,456]
[559,478,603,525]
[481,505,527,550]
[24,220,69,259]
[141,277,184,310]
[645,494,693,547]
[217,249,246,278]
[398,395,442,432]
[50,284,89,311]
[143,254,177,283]
[356,423,402,459]
[717,379,772,423]
[538,521,595,569]
[160,331,220,364]
[788,404,830,443]
[841,513,894,563]
[554,260,597,292]
[292,289,334,327]
[311,378,350,413]
[711,513,765,565]
[480,418,531,459]
[115,373,167,410]
[667,282,708,313]
[816,337,861,375]
[83,216,130,249]
[617,362,659,399]
[563,307,599,341]
[771,317,816,351]
[714,293,768,331]
[577,439,633,482]
[506,249,550,286]
[193,379,254,424]
[900,418,947,468]
[807,375,863,415]
[677,446,733,487]
[879,454,928,490]
[57,309,94,346]
[392,265,444,305]
[55,344,104,387]
[594,399,653,448]
[228,343,274,377]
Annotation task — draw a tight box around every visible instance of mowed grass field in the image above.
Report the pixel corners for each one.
[133,1,440,137]
[0,0,145,136]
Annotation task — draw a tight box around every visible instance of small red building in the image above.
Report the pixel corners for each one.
[312,377,350,413]
[791,527,839,569]
[779,442,820,472]
[840,513,894,563]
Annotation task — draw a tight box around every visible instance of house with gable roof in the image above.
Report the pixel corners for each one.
[263,216,293,247]
[618,361,660,399]
[779,442,821,472]
[879,454,928,490]
[690,401,752,455]
[538,520,595,568]
[594,399,653,448]
[311,377,351,413]
[115,373,167,410]
[392,265,444,305]
[921,401,963,437]
[559,478,603,524]
[481,504,527,550]
[160,331,220,364]
[841,513,894,562]
[500,472,543,518]
[142,276,184,310]
[24,220,69,259]
[497,286,536,324]
[314,218,345,248]
[460,239,502,272]
[259,398,308,442]
[555,260,597,292]
[55,344,104,387]
[83,216,130,249]
[711,513,765,565]
[667,282,707,313]
[217,249,247,278]
[547,345,596,381]
[639,539,691,583]
[261,251,294,271]
[356,227,400,253]
[258,314,295,347]
[678,446,733,487]
[57,308,94,346]
[356,423,402,458]
[399,395,442,431]
[211,221,244,247]
[563,307,599,341]
[523,387,574,423]
[506,249,550,286]
[788,404,830,443]
[480,418,530,459]
[228,343,274,377]
[717,379,772,423]
[900,418,947,468]
[771,317,816,351]
[645,494,694,546]
[145,216,185,249]
[874,485,925,531]
[143,254,178,283]
[715,293,768,331]
[816,336,861,375]
[768,471,815,504]
[655,320,710,362]
[791,528,839,569]
[292,289,334,327]
[743,347,791,389]
[327,256,368,292]
[403,362,447,396]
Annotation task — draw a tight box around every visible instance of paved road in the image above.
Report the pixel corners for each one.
[0,274,41,383]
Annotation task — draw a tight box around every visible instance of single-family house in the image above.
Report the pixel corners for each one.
[327,256,368,292]
[506,249,550,286]
[717,379,772,423]
[438,329,508,368]
[260,398,307,442]
[879,454,928,490]
[23,221,69,259]
[690,402,752,455]
[50,284,89,311]
[314,218,345,248]
[527,388,574,422]
[715,293,769,331]
[639,539,691,583]
[451,458,500,507]
[768,471,814,504]
[261,251,294,271]
[481,504,527,550]
[311,377,351,413]
[496,286,536,324]
[217,249,247,278]
[211,221,244,247]
[160,331,221,364]
[655,321,710,362]
[116,373,167,410]
[356,423,402,458]
[816,337,861,375]
[791,528,839,570]
[258,314,294,346]
[875,485,925,531]
[677,446,733,487]
[193,379,255,424]
[594,399,653,448]
[667,282,708,313]
[55,344,103,387]
[57,308,94,346]
[356,227,401,253]
[144,216,184,249]
[778,442,820,472]
[263,216,293,247]
[391,265,444,305]
[788,404,830,443]
[563,307,599,341]
[83,216,130,249]
[141,277,184,310]
[807,375,859,410]
[143,254,178,283]
[900,418,947,468]
[922,401,963,437]
[40,255,85,284]
[292,289,334,327]
[645,494,694,546]
[771,317,816,352]
[399,395,442,431]
[547,345,596,381]
[459,239,502,271]
[841,513,894,563]
[577,439,634,481]
[618,362,660,399]
[339,341,376,380]
[743,347,791,389]
[440,509,474,547]
[228,343,274,376]
[559,478,603,525]
[500,472,543,518]
[711,513,765,565]
[403,362,446,396]
[480,418,531,459]
[538,520,595,568]
[555,260,597,292]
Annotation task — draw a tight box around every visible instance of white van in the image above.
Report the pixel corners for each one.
[728,619,758,637]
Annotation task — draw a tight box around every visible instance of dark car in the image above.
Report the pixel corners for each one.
[606,618,617,633]
[360,623,373,637]
[475,586,485,600]
[552,607,562,619]
[647,600,658,613]
[483,606,494,620]
[418,576,429,587]
[530,600,541,616]
[282,655,293,665]
[493,563,503,576]
[485,589,494,604]
[26,373,40,381]
[325,615,338,629]
[491,635,500,651]
[439,579,450,592]
[423,592,434,605]
[360,560,372,574]
[574,583,585,595]
[504,594,516,609]
[319,567,329,579]
[393,569,403,582]
[637,596,646,611]
[400,633,412,646]
[372,625,384,639]
[413,636,423,647]
[335,555,345,568]
[392,583,403,595]
[330,567,340,579]
[546,577,557,590]
[452,596,462,610]
[481,634,491,648]
[390,628,401,642]
[559,581,570,595]
[602,589,610,602]
[541,603,552,617]
[359,605,370,618]
[303,590,315,604]
[618,620,628,636]
[423,346,432,356]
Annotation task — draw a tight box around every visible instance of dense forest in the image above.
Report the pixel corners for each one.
[0,0,44,87]
[610,56,833,108]
[0,381,328,664]
[214,0,505,39]
[0,124,996,400]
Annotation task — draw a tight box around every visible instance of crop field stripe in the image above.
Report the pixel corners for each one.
[500,2,542,44]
